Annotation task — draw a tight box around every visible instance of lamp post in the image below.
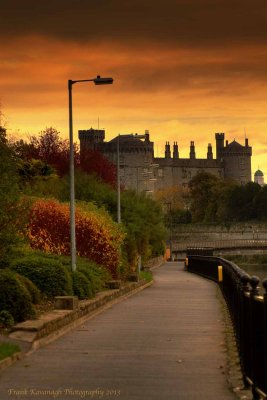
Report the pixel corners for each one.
[68,75,113,272]
[117,134,121,224]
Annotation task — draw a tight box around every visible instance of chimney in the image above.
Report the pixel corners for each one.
[245,138,249,147]
[173,142,179,159]
[190,141,196,159]
[207,143,213,160]
[165,141,171,158]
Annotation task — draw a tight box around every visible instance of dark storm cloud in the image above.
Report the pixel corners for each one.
[1,0,267,47]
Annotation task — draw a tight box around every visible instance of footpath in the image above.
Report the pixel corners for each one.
[0,262,242,400]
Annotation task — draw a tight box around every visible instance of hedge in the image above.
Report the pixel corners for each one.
[11,254,72,298]
[0,269,35,322]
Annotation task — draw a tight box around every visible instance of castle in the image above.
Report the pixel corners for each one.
[79,129,252,194]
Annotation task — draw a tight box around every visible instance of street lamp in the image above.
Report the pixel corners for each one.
[68,75,113,272]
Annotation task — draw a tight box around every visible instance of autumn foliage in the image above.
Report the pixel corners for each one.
[80,148,116,187]
[27,199,124,278]
[13,127,79,176]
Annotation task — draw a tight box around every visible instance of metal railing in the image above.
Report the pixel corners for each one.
[186,254,267,400]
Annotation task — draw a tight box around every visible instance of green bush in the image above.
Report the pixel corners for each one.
[15,274,41,304]
[11,254,72,298]
[77,258,111,293]
[0,269,35,322]
[0,310,15,328]
[71,271,93,300]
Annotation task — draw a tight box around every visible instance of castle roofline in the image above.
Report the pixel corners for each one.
[226,139,244,150]
[109,134,146,145]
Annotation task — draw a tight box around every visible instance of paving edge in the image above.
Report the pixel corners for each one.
[0,352,22,371]
[0,279,153,371]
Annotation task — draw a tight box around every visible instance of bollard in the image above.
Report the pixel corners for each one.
[218,265,223,282]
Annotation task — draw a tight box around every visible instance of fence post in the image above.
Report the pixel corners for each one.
[218,265,223,282]
[184,257,188,271]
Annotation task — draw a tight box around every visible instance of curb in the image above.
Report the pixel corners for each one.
[0,352,22,371]
[0,279,153,371]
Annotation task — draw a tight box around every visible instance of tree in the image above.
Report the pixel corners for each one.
[188,172,220,222]
[80,148,116,187]
[11,127,79,176]
[251,185,267,221]
[227,182,261,221]
[0,132,28,263]
[121,190,166,267]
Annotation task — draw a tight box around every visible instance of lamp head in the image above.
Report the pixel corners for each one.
[94,75,113,85]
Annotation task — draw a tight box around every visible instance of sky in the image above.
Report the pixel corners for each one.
[1,0,267,176]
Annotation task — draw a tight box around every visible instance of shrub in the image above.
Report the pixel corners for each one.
[27,199,125,278]
[0,310,15,328]
[0,269,35,322]
[15,274,41,304]
[11,255,72,299]
[71,271,93,300]
[77,258,111,294]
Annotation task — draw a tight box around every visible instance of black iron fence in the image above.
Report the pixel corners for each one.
[186,254,267,400]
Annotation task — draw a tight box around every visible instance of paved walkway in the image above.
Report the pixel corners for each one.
[0,262,235,400]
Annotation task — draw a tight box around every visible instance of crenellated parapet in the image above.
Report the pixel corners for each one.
[78,127,252,192]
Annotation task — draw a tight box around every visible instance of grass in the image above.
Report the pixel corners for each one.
[139,270,153,282]
[0,343,21,361]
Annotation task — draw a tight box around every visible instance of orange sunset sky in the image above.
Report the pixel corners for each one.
[1,0,267,177]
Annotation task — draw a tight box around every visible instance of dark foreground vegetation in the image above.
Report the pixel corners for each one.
[0,127,166,327]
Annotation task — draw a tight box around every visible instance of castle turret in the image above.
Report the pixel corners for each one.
[173,142,179,159]
[215,132,225,160]
[254,169,264,187]
[207,143,213,160]
[165,142,171,158]
[190,141,196,159]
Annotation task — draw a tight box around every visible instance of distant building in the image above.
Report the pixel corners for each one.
[79,129,252,194]
[254,169,265,186]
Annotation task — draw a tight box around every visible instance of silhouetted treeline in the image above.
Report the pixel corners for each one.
[170,172,267,224]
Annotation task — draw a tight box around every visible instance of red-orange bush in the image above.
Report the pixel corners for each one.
[27,199,124,278]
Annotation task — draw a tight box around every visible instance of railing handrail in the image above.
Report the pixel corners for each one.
[186,254,267,400]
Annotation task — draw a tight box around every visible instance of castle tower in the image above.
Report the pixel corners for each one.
[165,142,171,158]
[207,143,213,160]
[215,133,225,160]
[190,141,196,159]
[220,137,252,184]
[173,142,179,159]
[78,128,105,160]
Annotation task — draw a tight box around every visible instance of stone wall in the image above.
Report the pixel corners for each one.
[172,223,267,243]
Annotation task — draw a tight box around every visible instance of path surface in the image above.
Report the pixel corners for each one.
[0,262,235,400]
